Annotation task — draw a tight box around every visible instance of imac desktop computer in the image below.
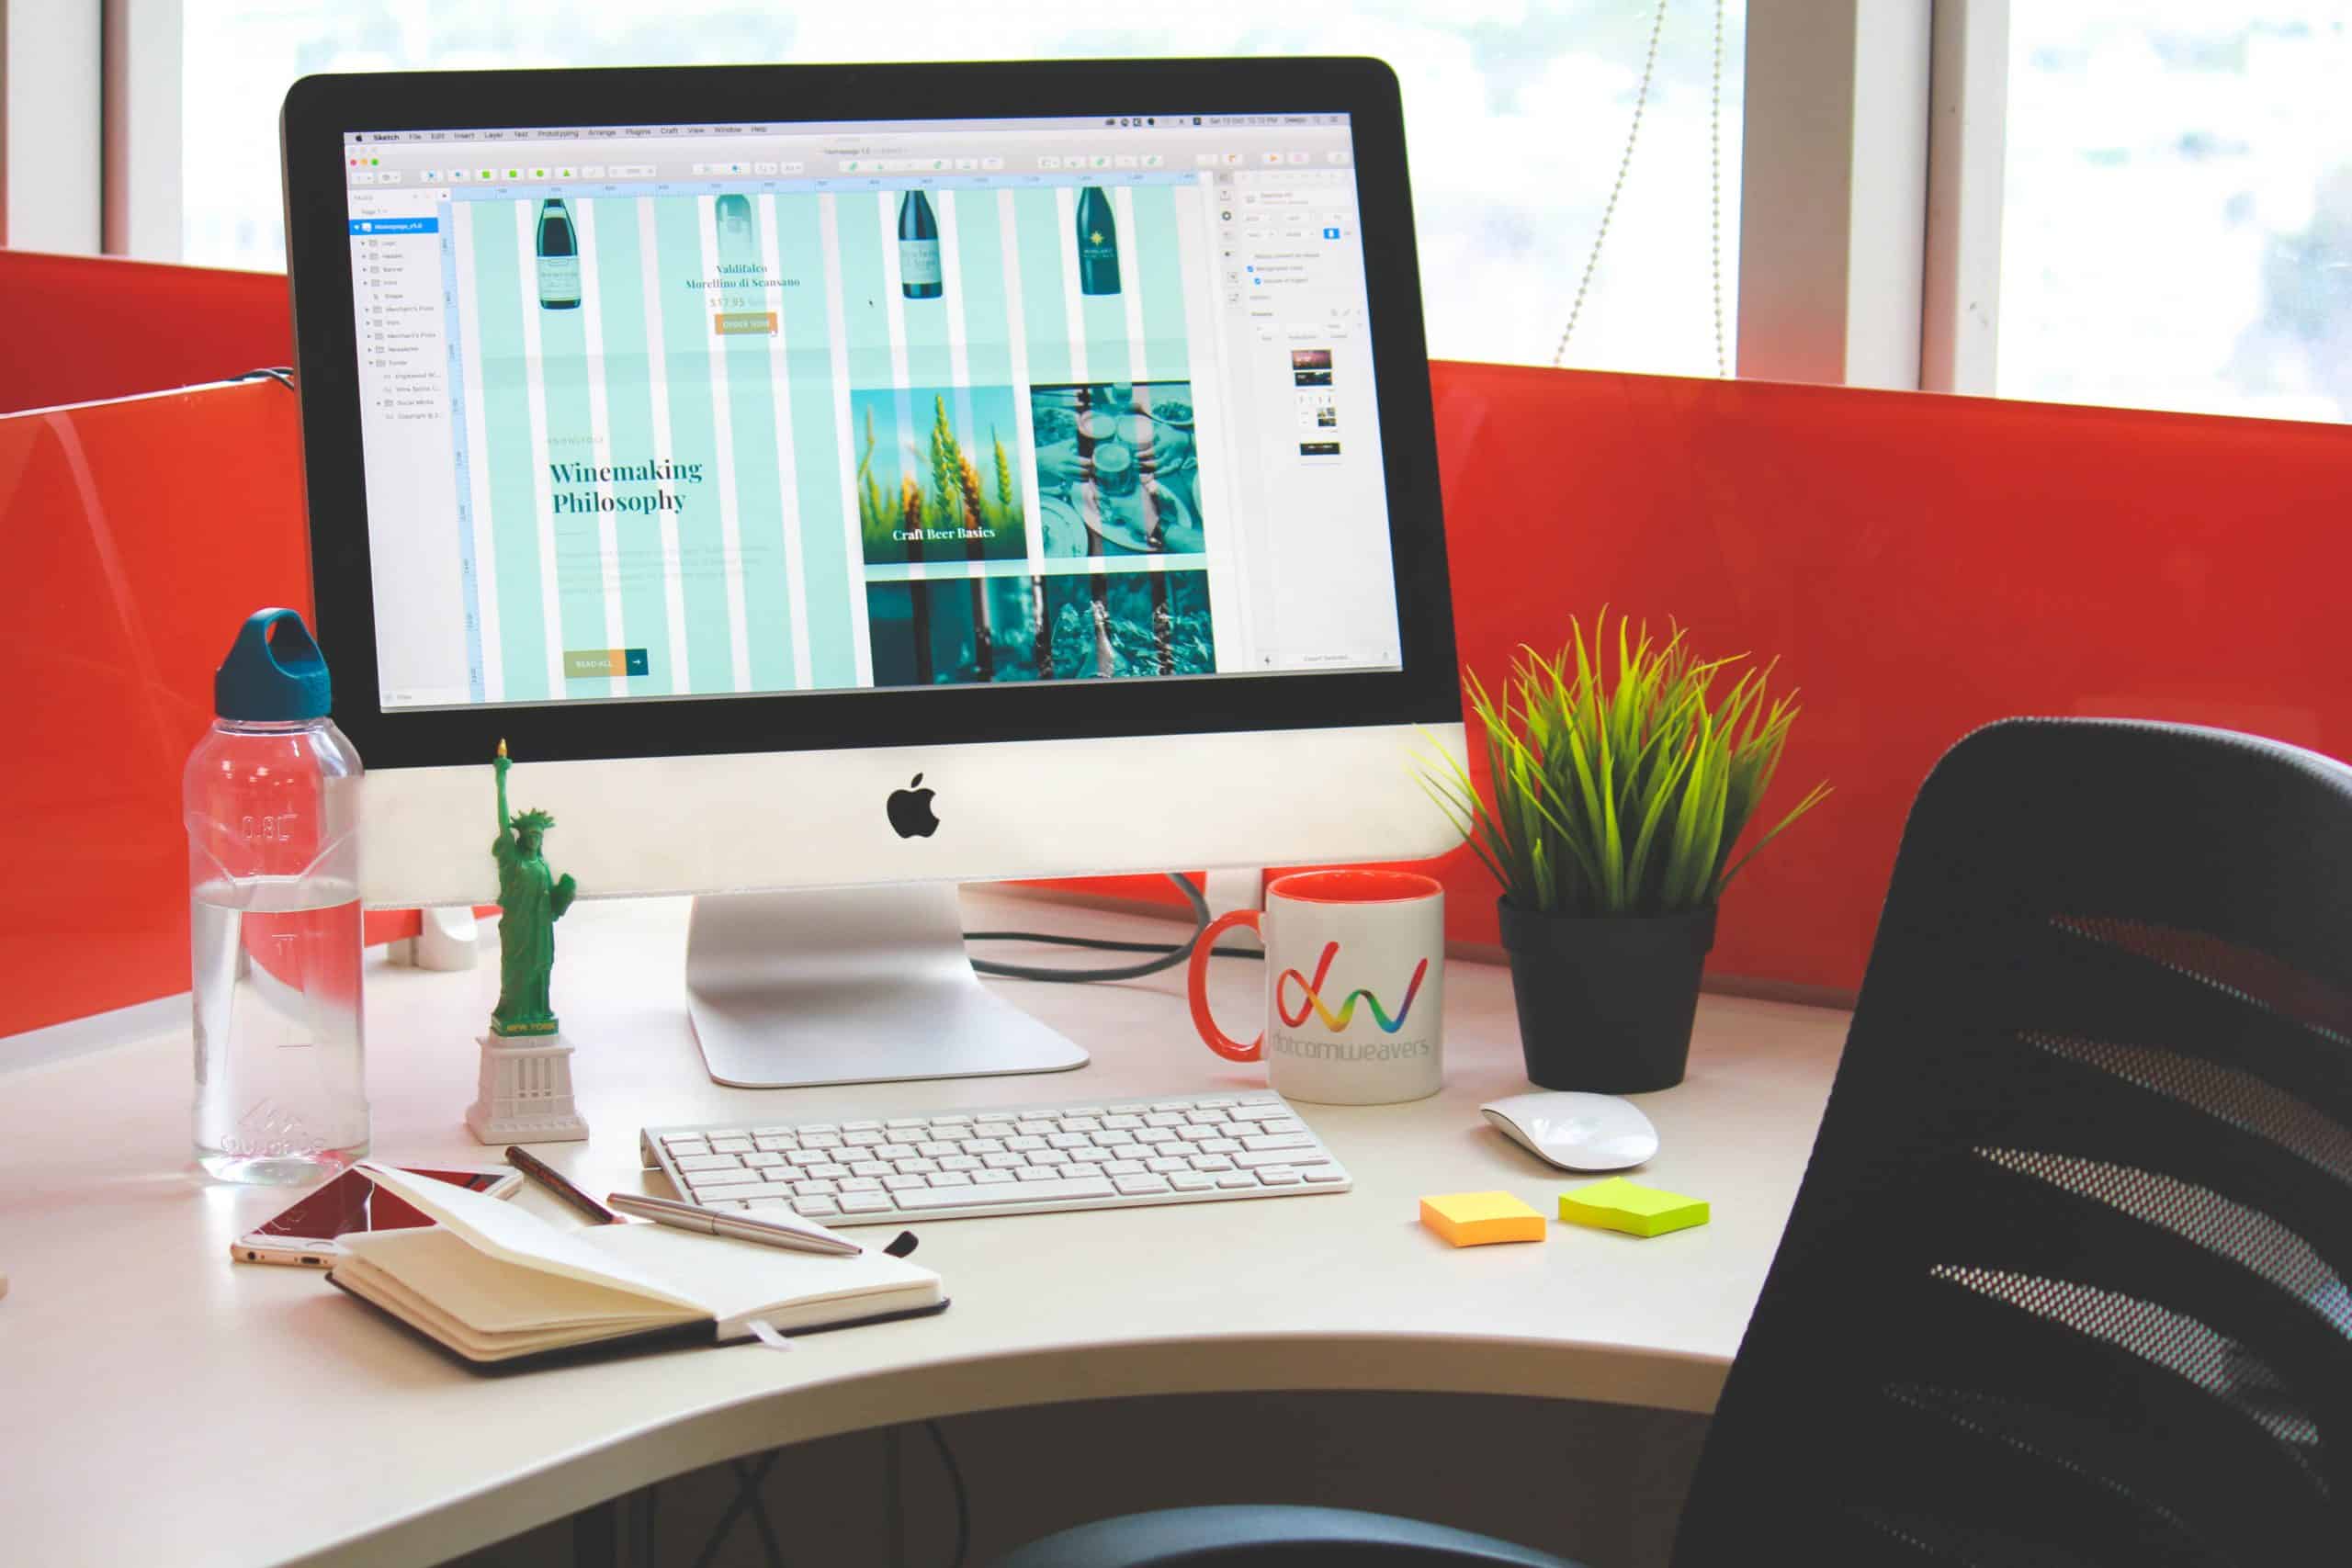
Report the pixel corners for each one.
[281,58,1464,1090]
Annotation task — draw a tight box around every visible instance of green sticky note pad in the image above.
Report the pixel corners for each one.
[1558,1178,1709,1237]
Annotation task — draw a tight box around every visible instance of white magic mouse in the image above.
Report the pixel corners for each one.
[1479,1091,1658,1172]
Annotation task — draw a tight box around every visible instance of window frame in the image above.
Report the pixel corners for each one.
[46,0,1994,392]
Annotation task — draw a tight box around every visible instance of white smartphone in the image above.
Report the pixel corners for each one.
[232,1163,524,1267]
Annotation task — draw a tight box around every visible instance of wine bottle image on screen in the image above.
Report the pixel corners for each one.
[715,194,759,273]
[536,198,581,310]
[899,190,942,299]
[1076,186,1120,296]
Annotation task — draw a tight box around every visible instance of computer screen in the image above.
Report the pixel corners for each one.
[338,111,1403,714]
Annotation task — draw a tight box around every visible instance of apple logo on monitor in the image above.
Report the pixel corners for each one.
[887,773,939,839]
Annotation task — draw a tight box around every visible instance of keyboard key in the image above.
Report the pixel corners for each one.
[752,1125,797,1137]
[1093,1129,1137,1146]
[1196,1097,1238,1109]
[745,1197,793,1213]
[1135,1128,1179,1145]
[896,1158,939,1175]
[794,1180,840,1197]
[754,1135,798,1152]
[1151,1102,1192,1112]
[1255,1167,1304,1186]
[1046,1133,1091,1150]
[1235,1149,1329,1169]
[1114,1174,1173,1195]
[1243,1133,1314,1152]
[983,1153,1026,1169]
[897,1175,1118,1211]
[962,1138,1006,1155]
[1259,1119,1304,1136]
[850,1161,893,1179]
[1186,1110,1228,1125]
[809,1164,852,1180]
[1071,1146,1115,1163]
[1006,1135,1047,1152]
[1059,1117,1102,1133]
[1216,1172,1259,1190]
[1030,1149,1071,1167]
[795,1197,842,1216]
[843,1130,886,1146]
[883,1175,927,1191]
[933,1113,972,1124]
[938,1155,982,1171]
[1146,1112,1187,1127]
[876,1144,916,1161]
[1015,1166,1061,1182]
[1303,1169,1346,1184]
[706,1129,751,1141]
[1170,1173,1216,1191]
[787,1150,828,1167]
[1015,1120,1056,1135]
[1102,1114,1145,1129]
[843,1121,884,1132]
[928,1172,973,1187]
[801,1133,842,1149]
[972,1169,1017,1185]
[838,1178,883,1193]
[1103,1159,1147,1176]
[1228,1104,1290,1122]
[1146,1156,1190,1174]
[1191,1155,1235,1171]
[765,1168,798,1184]
[886,1118,926,1131]
[1176,1125,1217,1142]
[839,1193,896,1213]
[1065,1106,1104,1117]
[694,1180,772,1202]
[1201,1138,1243,1155]
[800,1123,839,1134]
[741,1152,785,1168]
[974,1113,1016,1126]
[1238,1093,1281,1104]
[711,1137,753,1154]
[675,1154,742,1172]
[918,1141,958,1157]
[706,1200,749,1212]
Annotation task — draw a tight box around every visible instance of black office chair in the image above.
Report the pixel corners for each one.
[994,720,2352,1567]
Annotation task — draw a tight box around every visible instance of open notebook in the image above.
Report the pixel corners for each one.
[328,1162,945,1368]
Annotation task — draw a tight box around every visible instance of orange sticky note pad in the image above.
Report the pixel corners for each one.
[1419,1191,1546,1247]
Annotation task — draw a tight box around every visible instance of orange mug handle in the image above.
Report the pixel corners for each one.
[1187,909,1265,1061]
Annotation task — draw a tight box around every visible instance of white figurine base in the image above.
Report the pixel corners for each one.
[465,1032,588,1144]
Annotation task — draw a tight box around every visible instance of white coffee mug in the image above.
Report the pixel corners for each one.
[1185,869,1445,1105]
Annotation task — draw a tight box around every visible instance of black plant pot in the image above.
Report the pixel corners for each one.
[1496,899,1718,1092]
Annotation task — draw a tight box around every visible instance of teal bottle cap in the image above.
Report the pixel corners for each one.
[215,608,332,721]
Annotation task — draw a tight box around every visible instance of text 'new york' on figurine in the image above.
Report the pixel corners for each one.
[466,739,590,1144]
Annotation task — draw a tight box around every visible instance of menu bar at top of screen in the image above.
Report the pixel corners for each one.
[345,124,1355,189]
[345,115,1349,142]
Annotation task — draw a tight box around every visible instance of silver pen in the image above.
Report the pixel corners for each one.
[606,1191,862,1257]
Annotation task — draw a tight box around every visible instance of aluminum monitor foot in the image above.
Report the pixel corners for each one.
[684,885,1091,1089]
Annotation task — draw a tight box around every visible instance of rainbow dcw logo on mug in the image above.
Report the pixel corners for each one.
[1188,870,1445,1105]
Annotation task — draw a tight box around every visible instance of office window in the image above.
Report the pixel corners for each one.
[178,1,1743,374]
[1999,7,2352,423]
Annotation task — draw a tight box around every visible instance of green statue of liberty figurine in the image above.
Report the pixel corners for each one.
[490,739,577,1036]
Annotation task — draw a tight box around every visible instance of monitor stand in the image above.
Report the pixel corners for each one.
[684,886,1091,1089]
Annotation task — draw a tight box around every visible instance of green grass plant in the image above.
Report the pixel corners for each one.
[1423,613,1830,919]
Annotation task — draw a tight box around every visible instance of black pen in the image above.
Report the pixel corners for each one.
[505,1145,618,1224]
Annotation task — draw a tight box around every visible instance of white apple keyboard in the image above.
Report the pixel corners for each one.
[641,1090,1351,1225]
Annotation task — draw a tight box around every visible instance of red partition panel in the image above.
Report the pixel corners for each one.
[0,382,311,1037]
[0,251,292,415]
[5,354,2346,1039]
[1056,365,2352,995]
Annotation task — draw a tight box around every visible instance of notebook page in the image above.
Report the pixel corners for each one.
[582,1222,942,1326]
[355,1161,701,1313]
[339,1226,696,1334]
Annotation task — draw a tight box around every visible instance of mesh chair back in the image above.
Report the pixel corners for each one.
[1673,719,2352,1566]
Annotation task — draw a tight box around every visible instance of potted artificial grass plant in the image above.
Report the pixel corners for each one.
[1423,615,1829,1092]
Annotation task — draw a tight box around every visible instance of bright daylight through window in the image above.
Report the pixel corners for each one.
[181,1,1744,377]
[2000,6,2352,423]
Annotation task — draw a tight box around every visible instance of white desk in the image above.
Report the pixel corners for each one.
[0,892,1848,1567]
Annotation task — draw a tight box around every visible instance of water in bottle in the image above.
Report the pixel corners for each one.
[186,608,368,1182]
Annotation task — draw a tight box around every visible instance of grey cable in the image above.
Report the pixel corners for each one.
[966,872,1217,983]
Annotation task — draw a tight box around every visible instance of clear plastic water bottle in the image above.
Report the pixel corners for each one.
[186,608,368,1182]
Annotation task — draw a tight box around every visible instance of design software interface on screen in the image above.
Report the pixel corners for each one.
[343,113,1403,711]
